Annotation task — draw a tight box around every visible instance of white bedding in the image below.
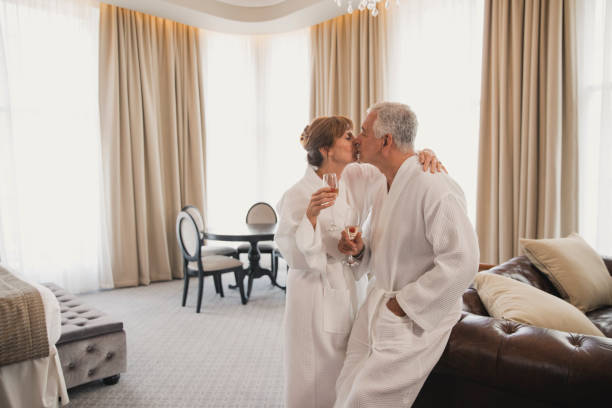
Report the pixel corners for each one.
[0,282,69,408]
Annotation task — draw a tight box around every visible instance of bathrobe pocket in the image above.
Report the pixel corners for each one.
[374,303,416,347]
[323,286,352,334]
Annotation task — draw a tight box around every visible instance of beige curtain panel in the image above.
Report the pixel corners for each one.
[310,8,387,129]
[476,0,578,264]
[99,4,207,287]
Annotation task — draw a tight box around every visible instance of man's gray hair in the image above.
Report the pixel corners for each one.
[368,102,418,152]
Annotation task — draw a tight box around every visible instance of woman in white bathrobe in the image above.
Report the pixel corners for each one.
[275,116,442,408]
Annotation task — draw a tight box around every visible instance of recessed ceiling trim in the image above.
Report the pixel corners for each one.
[165,0,324,22]
[104,0,346,34]
[215,0,286,7]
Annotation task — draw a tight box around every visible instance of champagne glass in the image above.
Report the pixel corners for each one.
[322,173,339,231]
[342,208,361,267]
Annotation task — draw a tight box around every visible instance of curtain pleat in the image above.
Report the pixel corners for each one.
[99,4,207,286]
[476,0,578,264]
[310,9,387,128]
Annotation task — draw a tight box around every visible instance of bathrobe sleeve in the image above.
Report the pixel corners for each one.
[395,192,480,332]
[275,187,327,274]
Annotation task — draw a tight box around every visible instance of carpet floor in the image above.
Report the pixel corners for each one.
[66,265,287,407]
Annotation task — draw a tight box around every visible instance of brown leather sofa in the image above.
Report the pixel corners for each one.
[414,255,612,407]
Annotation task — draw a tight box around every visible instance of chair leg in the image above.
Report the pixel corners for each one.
[196,272,204,313]
[182,265,189,307]
[234,269,247,305]
[217,273,225,298]
[213,274,220,294]
[272,254,278,281]
[247,271,254,298]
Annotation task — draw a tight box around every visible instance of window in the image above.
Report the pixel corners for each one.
[386,0,485,222]
[577,0,612,256]
[0,0,110,292]
[201,29,310,224]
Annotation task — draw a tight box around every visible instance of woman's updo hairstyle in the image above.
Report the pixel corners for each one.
[300,116,353,167]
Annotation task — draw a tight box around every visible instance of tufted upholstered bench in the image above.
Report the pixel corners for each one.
[42,283,127,389]
[413,255,612,407]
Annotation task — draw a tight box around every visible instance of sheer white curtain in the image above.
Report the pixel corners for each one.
[201,29,310,224]
[386,0,484,222]
[0,0,112,293]
[577,0,612,256]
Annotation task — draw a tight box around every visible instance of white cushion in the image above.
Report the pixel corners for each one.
[473,272,605,337]
[188,255,242,272]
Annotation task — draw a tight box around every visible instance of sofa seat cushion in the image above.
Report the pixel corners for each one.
[43,283,123,345]
[474,272,605,337]
[587,307,612,337]
[520,234,612,312]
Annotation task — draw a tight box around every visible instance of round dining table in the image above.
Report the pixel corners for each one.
[203,223,285,298]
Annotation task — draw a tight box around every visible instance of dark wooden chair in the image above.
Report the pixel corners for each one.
[176,210,247,312]
[182,205,239,259]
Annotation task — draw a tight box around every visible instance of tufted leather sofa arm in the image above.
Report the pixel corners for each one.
[604,256,612,276]
[437,312,612,406]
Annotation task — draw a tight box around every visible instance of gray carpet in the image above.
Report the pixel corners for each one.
[66,265,287,407]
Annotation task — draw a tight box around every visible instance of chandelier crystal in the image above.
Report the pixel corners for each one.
[334,0,399,17]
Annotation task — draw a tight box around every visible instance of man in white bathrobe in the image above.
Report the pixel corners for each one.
[334,102,480,407]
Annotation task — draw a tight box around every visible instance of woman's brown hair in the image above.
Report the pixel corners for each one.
[300,116,353,167]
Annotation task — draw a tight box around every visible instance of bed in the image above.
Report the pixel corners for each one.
[0,267,69,408]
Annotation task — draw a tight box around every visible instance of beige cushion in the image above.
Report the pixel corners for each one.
[188,255,242,272]
[520,233,612,312]
[473,272,605,337]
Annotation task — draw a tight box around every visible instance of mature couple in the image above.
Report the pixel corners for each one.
[275,102,479,408]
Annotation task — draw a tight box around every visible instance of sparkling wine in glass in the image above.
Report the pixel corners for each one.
[322,173,339,231]
[345,225,360,241]
[343,208,361,267]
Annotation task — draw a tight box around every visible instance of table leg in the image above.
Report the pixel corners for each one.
[228,241,285,295]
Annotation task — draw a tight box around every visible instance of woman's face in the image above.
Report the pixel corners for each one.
[326,128,356,165]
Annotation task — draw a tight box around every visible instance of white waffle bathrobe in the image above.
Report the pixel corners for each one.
[334,156,479,407]
[275,164,371,408]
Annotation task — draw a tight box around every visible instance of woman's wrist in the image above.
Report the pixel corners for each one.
[354,245,365,260]
[306,212,316,229]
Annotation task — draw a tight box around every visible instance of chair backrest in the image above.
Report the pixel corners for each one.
[182,205,204,233]
[176,211,201,262]
[246,202,277,224]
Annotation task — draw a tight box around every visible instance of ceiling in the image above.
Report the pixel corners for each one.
[104,0,348,34]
